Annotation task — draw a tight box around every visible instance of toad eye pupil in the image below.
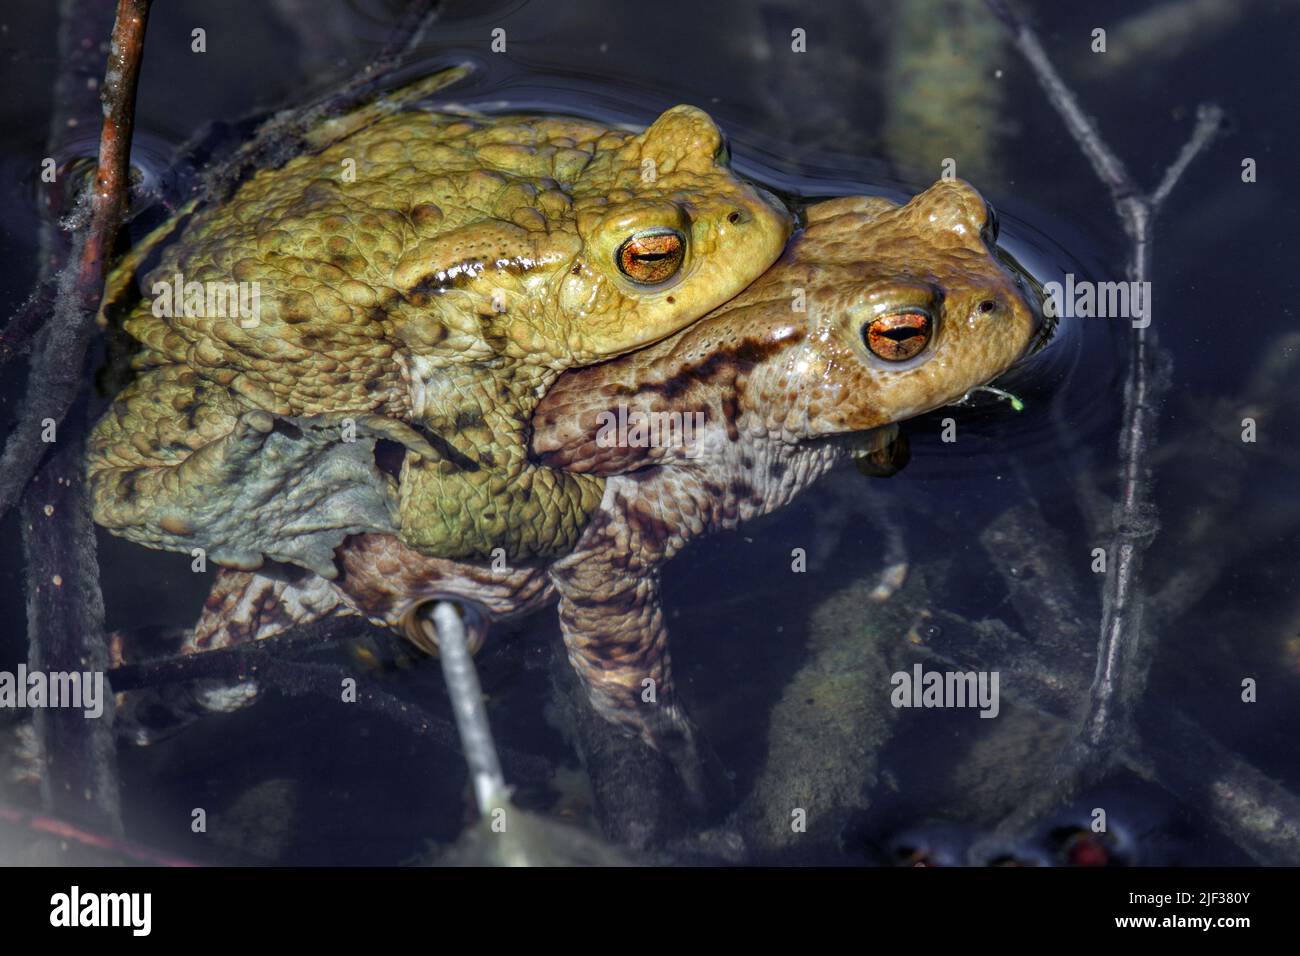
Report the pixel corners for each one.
[862,310,932,362]
[616,229,685,285]
[880,327,920,342]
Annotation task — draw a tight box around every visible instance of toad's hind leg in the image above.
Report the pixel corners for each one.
[87,365,400,577]
[548,545,733,818]
[90,364,253,560]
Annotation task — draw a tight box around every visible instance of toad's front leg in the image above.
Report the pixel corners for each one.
[397,365,605,562]
[88,364,421,578]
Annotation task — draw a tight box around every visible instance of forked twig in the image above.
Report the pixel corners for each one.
[984,0,1221,780]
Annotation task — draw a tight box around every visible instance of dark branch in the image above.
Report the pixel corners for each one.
[0,0,151,521]
[194,0,443,206]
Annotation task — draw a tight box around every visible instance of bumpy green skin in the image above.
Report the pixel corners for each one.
[89,101,791,566]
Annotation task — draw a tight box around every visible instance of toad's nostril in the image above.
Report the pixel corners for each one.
[979,299,996,314]
[728,210,743,224]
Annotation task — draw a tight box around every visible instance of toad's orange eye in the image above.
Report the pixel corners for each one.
[616,229,685,285]
[863,310,932,362]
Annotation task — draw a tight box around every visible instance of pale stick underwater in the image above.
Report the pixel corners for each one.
[981,0,1224,842]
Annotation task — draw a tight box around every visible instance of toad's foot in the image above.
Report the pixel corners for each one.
[549,547,734,818]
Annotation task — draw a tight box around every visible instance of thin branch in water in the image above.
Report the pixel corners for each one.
[107,621,462,748]
[0,802,196,867]
[984,0,1134,196]
[194,0,443,206]
[984,0,1222,773]
[1151,106,1223,208]
[0,0,151,522]
[12,0,156,842]
[956,500,1300,864]
[0,0,124,367]
[428,602,509,816]
[106,615,555,785]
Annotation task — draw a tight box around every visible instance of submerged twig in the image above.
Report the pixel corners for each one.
[912,612,1300,865]
[951,500,1300,864]
[0,0,150,522]
[10,0,155,841]
[0,0,122,368]
[428,603,509,816]
[106,615,554,785]
[0,802,195,867]
[21,431,120,835]
[194,0,442,206]
[985,0,1221,775]
[427,608,637,865]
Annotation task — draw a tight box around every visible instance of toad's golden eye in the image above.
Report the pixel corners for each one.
[862,310,932,362]
[616,229,685,285]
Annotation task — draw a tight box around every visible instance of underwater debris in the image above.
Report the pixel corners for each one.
[1076,0,1297,75]
[1148,332,1300,624]
[208,778,300,863]
[739,573,911,858]
[425,602,631,866]
[922,499,1300,865]
[883,0,1006,183]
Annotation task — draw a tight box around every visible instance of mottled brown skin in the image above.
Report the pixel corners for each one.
[89,97,791,567]
[168,180,1038,801]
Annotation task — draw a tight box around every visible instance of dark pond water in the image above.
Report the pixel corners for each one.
[1,0,1297,866]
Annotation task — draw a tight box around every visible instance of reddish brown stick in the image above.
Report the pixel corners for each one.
[0,0,152,519]
[8,0,153,842]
